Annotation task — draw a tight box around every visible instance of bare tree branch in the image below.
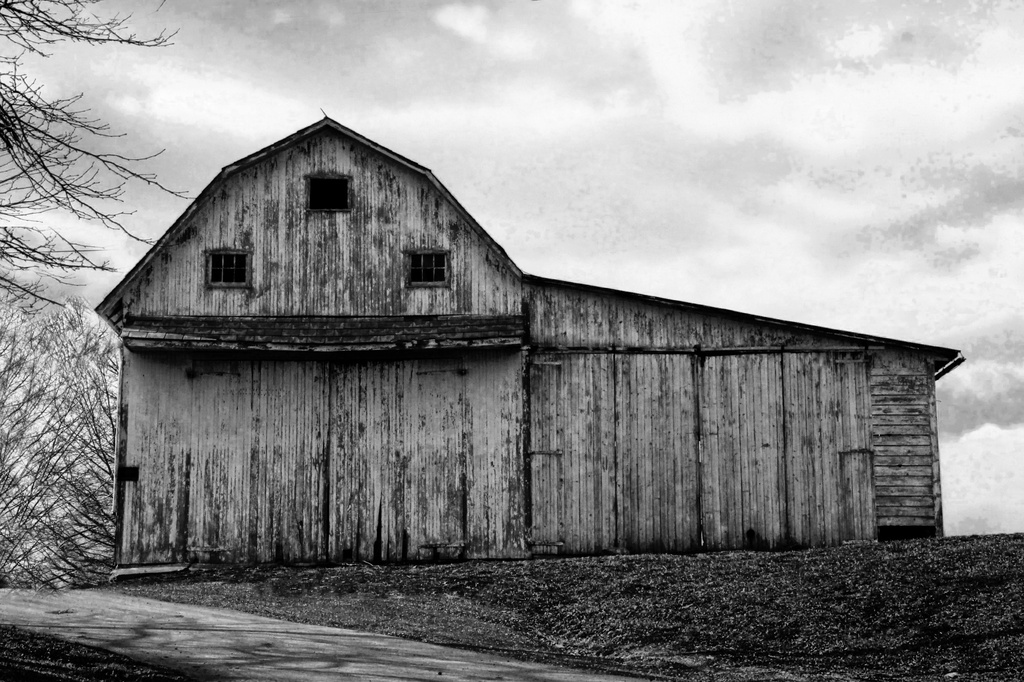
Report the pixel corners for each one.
[0,0,178,307]
[0,299,118,587]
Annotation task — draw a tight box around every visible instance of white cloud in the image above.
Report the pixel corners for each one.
[359,82,644,145]
[832,25,886,60]
[944,359,1024,398]
[569,1,1024,157]
[491,30,538,61]
[271,8,292,25]
[319,6,345,27]
[433,3,538,60]
[942,423,1024,535]
[771,177,879,228]
[435,4,490,43]
[102,59,309,140]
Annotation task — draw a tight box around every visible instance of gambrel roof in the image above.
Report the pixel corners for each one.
[96,117,522,320]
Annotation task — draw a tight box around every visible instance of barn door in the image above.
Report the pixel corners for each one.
[329,359,467,563]
[527,357,563,550]
[330,361,409,563]
[252,361,329,563]
[186,361,253,564]
[834,354,875,541]
[407,359,468,557]
[118,353,192,565]
[783,352,875,546]
[615,354,701,552]
[527,354,617,554]
[698,353,786,551]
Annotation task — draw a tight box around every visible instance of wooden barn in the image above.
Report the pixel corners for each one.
[96,118,964,566]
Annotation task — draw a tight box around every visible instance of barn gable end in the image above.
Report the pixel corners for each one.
[98,119,522,324]
[98,118,962,567]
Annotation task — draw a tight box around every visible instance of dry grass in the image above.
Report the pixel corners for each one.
[109,533,1024,681]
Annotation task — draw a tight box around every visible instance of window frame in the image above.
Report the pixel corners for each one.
[206,249,253,289]
[306,174,352,212]
[406,249,451,288]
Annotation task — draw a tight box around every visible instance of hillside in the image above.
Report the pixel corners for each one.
[109,534,1024,681]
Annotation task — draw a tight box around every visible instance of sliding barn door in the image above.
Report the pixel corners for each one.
[330,359,469,562]
[186,360,254,564]
[527,357,563,549]
[523,349,877,556]
[118,353,192,564]
[407,359,469,552]
[251,361,329,563]
[699,354,787,551]
[615,354,701,553]
[527,353,701,554]
[784,352,875,546]
[527,354,617,554]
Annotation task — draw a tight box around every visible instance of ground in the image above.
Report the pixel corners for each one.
[0,625,194,681]
[4,534,1023,681]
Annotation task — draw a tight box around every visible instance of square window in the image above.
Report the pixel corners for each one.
[409,252,448,285]
[208,252,249,287]
[308,177,350,210]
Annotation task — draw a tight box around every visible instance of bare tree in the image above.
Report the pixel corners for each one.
[0,0,176,305]
[0,304,54,582]
[0,299,118,587]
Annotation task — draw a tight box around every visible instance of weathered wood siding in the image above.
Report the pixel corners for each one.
[528,353,702,555]
[783,353,875,546]
[117,351,191,564]
[253,361,330,562]
[528,350,878,554]
[527,281,853,349]
[528,354,616,554]
[120,130,520,318]
[187,359,255,562]
[116,349,525,565]
[524,279,891,552]
[617,354,701,552]
[871,350,941,530]
[331,351,526,561]
[699,354,786,550]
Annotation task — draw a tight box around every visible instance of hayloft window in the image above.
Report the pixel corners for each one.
[208,251,250,287]
[408,251,449,286]
[308,177,350,211]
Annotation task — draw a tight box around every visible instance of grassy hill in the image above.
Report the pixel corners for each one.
[111,533,1024,681]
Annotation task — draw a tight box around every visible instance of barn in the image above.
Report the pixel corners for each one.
[96,118,964,566]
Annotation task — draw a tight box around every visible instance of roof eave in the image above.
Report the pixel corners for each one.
[523,274,963,362]
[934,352,966,381]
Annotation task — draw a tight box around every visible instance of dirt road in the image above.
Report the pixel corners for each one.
[0,589,641,681]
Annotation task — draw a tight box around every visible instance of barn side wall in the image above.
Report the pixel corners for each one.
[115,348,527,566]
[870,350,943,533]
[524,283,944,551]
[527,352,702,555]
[527,349,877,553]
[120,129,521,318]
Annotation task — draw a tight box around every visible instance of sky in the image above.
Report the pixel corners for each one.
[20,0,1024,535]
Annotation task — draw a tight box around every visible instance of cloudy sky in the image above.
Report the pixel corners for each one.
[23,0,1023,535]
